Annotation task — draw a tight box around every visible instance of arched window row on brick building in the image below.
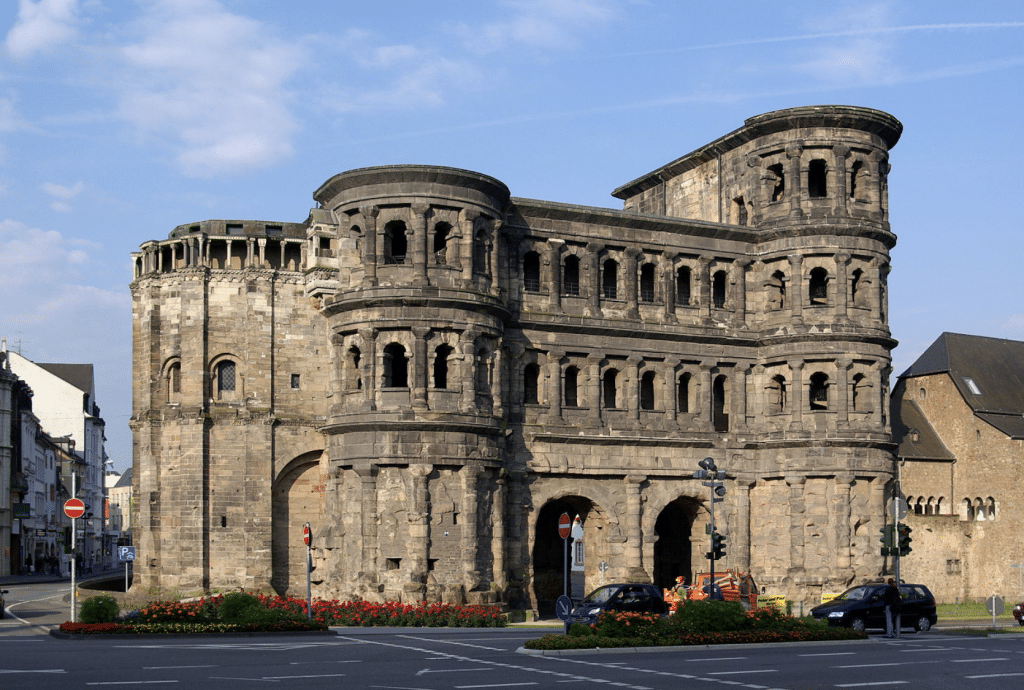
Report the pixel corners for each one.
[517,243,883,317]
[905,495,948,517]
[960,496,998,522]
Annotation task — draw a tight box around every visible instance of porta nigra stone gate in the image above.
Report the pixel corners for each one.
[130,105,902,611]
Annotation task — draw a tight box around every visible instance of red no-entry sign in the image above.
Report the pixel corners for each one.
[64,498,86,519]
[302,523,311,546]
[558,512,572,540]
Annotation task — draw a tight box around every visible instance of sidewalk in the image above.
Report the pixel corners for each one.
[1,567,123,587]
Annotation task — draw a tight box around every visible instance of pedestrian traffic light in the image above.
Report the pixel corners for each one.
[897,524,913,557]
[879,524,895,556]
[711,531,727,560]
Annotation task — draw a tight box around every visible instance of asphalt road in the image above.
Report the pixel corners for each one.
[2,581,1023,689]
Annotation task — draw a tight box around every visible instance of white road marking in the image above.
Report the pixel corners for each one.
[835,683,907,688]
[398,635,505,651]
[0,669,66,674]
[707,670,778,676]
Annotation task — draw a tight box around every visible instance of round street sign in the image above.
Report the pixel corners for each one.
[302,523,311,546]
[558,512,572,540]
[64,498,86,519]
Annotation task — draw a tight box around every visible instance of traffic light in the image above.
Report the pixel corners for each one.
[897,524,913,557]
[710,531,727,560]
[879,524,895,556]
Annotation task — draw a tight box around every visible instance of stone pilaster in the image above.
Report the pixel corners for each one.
[360,205,379,287]
[410,201,430,286]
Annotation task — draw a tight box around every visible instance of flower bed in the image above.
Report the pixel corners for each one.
[58,592,507,634]
[524,602,867,650]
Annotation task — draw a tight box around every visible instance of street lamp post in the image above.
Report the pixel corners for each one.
[693,457,726,599]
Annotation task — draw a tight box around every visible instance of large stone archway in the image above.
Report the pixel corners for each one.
[532,496,603,615]
[271,452,323,595]
[652,496,703,591]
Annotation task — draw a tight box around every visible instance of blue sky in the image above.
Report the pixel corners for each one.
[1,0,1022,473]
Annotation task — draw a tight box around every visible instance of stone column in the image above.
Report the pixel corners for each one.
[408,464,431,596]
[461,465,483,591]
[698,255,713,323]
[547,350,564,423]
[786,144,804,219]
[788,360,804,431]
[459,209,479,288]
[412,326,431,409]
[697,362,713,430]
[491,343,504,418]
[257,237,267,268]
[624,474,647,579]
[505,341,525,409]
[460,331,477,413]
[832,473,855,574]
[586,242,602,316]
[360,206,379,287]
[358,328,377,411]
[624,247,640,319]
[411,201,430,286]
[870,362,884,430]
[732,260,749,327]
[788,254,804,325]
[834,252,850,322]
[785,474,806,576]
[587,354,603,424]
[491,473,507,589]
[357,467,380,579]
[627,354,642,421]
[732,363,750,431]
[734,475,756,574]
[487,219,502,294]
[664,358,681,423]
[833,145,850,217]
[835,358,851,427]
[662,253,677,322]
[546,239,564,314]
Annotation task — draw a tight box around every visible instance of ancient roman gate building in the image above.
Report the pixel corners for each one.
[130,105,902,610]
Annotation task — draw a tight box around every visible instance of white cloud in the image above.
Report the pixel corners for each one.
[455,0,618,55]
[115,0,305,177]
[5,0,81,60]
[42,180,84,199]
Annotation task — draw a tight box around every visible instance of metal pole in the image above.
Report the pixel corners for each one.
[306,540,312,621]
[71,472,77,623]
[708,481,715,600]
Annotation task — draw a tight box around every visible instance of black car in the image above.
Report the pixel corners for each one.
[566,583,668,626]
[810,583,937,633]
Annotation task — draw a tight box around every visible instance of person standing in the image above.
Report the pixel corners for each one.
[883,579,902,638]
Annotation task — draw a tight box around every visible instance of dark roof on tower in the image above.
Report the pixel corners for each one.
[898,332,1024,439]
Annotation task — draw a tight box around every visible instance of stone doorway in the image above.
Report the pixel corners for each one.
[653,497,701,592]
[270,455,322,596]
[532,496,594,615]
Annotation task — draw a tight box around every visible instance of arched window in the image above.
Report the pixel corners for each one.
[640,263,656,302]
[767,163,785,202]
[767,270,786,310]
[602,259,618,299]
[712,270,727,309]
[974,497,986,521]
[473,228,488,274]
[677,266,692,305]
[712,375,729,431]
[768,374,787,414]
[962,498,974,521]
[809,267,828,305]
[213,359,237,400]
[640,370,656,410]
[733,196,748,226]
[986,497,996,520]
[603,369,619,409]
[564,366,580,407]
[849,160,863,199]
[166,361,181,404]
[852,373,869,412]
[523,251,541,292]
[563,255,580,296]
[433,345,452,389]
[523,363,540,404]
[433,223,451,265]
[347,346,362,390]
[809,372,829,410]
[383,221,407,265]
[677,372,691,413]
[808,159,828,198]
[382,343,408,388]
[475,347,490,394]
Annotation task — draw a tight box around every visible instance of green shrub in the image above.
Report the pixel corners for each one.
[567,622,595,637]
[218,592,263,622]
[670,599,746,633]
[80,595,120,623]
